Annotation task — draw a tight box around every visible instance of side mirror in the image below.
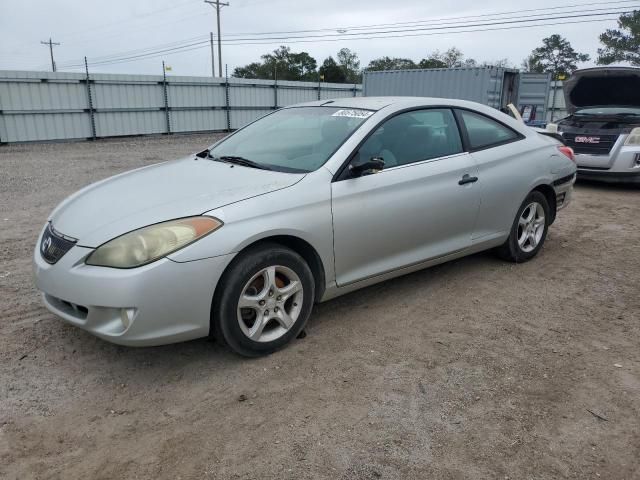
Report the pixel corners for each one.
[349,156,385,177]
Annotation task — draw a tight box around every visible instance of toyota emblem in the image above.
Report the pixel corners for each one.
[42,236,52,254]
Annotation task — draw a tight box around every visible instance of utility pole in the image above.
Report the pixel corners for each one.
[204,0,229,77]
[209,32,215,77]
[40,38,60,72]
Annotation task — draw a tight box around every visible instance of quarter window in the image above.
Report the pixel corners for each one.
[458,110,520,149]
[357,109,463,169]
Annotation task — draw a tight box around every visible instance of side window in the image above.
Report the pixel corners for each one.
[459,110,520,150]
[357,109,463,169]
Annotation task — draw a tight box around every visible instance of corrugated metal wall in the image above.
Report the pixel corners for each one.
[363,67,511,108]
[0,70,362,143]
[517,73,552,123]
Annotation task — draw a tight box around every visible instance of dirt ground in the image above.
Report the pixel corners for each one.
[1,134,639,480]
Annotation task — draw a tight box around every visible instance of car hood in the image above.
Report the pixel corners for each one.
[563,67,640,114]
[50,156,304,247]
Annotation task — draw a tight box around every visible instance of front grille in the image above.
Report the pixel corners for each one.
[45,294,89,320]
[40,223,76,264]
[562,133,619,155]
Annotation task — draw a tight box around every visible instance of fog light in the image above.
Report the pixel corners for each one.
[120,308,136,329]
[634,154,640,169]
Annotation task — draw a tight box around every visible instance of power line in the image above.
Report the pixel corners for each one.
[52,1,635,68]
[50,1,638,70]
[221,0,640,36]
[56,8,632,68]
[60,14,627,69]
[212,9,638,43]
[57,0,201,41]
[54,1,631,59]
[54,0,640,42]
[60,34,209,64]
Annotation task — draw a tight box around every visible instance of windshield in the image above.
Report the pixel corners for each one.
[575,107,640,116]
[208,106,373,173]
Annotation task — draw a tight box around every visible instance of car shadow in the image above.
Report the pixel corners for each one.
[27,248,503,383]
[49,249,500,372]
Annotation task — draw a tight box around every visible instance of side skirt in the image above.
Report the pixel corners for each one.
[319,236,505,302]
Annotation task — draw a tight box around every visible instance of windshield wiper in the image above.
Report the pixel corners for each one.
[210,154,272,171]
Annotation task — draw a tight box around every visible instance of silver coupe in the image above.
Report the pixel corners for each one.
[34,97,577,356]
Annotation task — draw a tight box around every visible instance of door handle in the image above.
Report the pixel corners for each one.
[458,174,479,185]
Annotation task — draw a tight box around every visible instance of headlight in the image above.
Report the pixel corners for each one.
[625,128,640,146]
[86,216,222,268]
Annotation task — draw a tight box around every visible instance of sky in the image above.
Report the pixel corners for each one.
[0,0,635,77]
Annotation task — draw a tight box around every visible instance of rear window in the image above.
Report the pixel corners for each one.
[459,110,520,150]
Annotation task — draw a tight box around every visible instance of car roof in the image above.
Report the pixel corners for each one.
[285,96,532,138]
[290,96,493,112]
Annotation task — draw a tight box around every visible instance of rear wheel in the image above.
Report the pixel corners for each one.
[497,191,550,263]
[212,243,315,357]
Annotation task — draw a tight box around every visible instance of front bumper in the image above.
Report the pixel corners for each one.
[577,168,640,184]
[573,139,640,183]
[33,240,235,346]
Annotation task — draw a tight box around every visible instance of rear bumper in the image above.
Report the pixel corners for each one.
[553,173,576,212]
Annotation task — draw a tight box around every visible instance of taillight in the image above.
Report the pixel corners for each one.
[558,146,575,163]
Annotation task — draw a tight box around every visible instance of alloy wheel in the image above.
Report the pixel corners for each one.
[517,202,545,253]
[237,265,304,343]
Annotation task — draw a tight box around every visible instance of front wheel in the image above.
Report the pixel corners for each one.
[212,243,315,357]
[497,191,550,263]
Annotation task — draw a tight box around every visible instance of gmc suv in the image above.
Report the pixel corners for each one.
[553,67,640,184]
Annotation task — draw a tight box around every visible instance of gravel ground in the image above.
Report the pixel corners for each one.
[1,134,639,480]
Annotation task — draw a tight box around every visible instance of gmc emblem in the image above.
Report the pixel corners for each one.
[574,136,600,144]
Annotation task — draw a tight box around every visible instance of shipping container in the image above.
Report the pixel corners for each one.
[363,67,551,122]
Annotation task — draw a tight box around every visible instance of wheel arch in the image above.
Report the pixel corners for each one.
[213,234,327,307]
[531,183,557,224]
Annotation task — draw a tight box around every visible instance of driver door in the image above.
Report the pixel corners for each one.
[331,108,481,286]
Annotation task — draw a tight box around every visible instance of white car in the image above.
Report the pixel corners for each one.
[34,97,577,356]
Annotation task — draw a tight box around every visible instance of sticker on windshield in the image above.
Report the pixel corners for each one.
[331,109,374,119]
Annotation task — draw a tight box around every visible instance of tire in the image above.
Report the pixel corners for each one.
[496,191,550,263]
[212,243,315,357]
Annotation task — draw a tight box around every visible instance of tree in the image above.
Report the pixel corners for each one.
[442,47,465,68]
[365,56,417,71]
[528,34,590,78]
[481,58,512,68]
[418,51,447,69]
[521,55,543,73]
[319,56,346,83]
[418,57,447,69]
[233,62,266,79]
[597,11,640,66]
[418,48,477,69]
[336,48,361,82]
[233,46,317,81]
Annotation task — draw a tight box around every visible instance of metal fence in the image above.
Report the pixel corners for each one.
[0,70,362,143]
